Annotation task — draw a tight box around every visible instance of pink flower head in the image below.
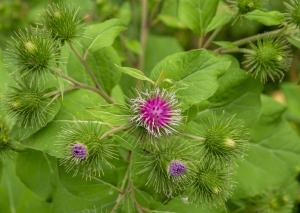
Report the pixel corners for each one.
[131,89,181,137]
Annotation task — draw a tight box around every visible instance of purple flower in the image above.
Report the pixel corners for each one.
[71,143,88,160]
[131,89,181,137]
[168,160,187,177]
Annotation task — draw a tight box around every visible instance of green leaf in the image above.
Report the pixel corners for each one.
[151,49,231,108]
[208,56,263,127]
[158,0,187,29]
[207,1,236,32]
[88,47,122,94]
[16,149,56,200]
[0,158,52,213]
[145,34,184,74]
[82,19,126,53]
[282,83,300,122]
[116,65,154,84]
[233,96,300,198]
[178,0,220,35]
[244,10,284,26]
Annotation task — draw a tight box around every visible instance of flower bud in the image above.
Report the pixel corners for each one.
[5,82,57,127]
[7,28,58,82]
[228,0,261,14]
[189,163,233,205]
[44,3,82,42]
[243,37,292,83]
[285,0,300,29]
[199,112,249,166]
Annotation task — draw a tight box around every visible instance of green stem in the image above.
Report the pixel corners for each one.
[215,29,284,53]
[203,27,222,49]
[51,68,115,104]
[110,151,132,213]
[182,133,205,142]
[220,48,254,54]
[91,176,123,193]
[68,43,115,104]
[99,124,131,141]
[44,86,78,98]
[138,0,149,71]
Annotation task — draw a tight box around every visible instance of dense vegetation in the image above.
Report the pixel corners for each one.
[0,0,300,212]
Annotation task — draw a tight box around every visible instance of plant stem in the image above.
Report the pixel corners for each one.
[110,151,132,213]
[44,86,78,98]
[51,68,115,104]
[198,36,204,48]
[182,133,205,142]
[203,27,222,49]
[99,124,131,141]
[68,43,100,88]
[68,42,114,104]
[138,0,149,71]
[220,48,254,54]
[90,176,123,193]
[215,29,283,53]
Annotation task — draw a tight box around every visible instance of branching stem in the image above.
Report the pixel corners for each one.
[51,68,115,104]
[99,124,131,141]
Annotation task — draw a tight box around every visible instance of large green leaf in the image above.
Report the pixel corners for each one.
[151,49,231,108]
[206,1,236,32]
[232,96,300,198]
[87,47,122,94]
[81,19,126,53]
[281,83,300,122]
[145,34,183,74]
[178,0,220,35]
[0,157,52,213]
[244,10,284,26]
[16,149,57,200]
[208,56,262,127]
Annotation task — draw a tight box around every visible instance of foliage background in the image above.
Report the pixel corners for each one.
[0,0,300,212]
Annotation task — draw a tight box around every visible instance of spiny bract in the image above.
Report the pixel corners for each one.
[59,122,118,179]
[44,2,82,43]
[243,37,292,83]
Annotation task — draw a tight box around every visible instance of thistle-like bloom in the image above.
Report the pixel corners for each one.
[168,160,187,177]
[71,143,88,160]
[285,0,300,29]
[131,89,181,137]
[243,37,292,83]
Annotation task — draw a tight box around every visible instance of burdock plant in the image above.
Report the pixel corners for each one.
[1,1,300,212]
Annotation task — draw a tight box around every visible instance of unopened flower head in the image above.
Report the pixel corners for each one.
[168,160,187,177]
[228,0,260,14]
[285,0,300,29]
[131,89,182,137]
[243,37,292,83]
